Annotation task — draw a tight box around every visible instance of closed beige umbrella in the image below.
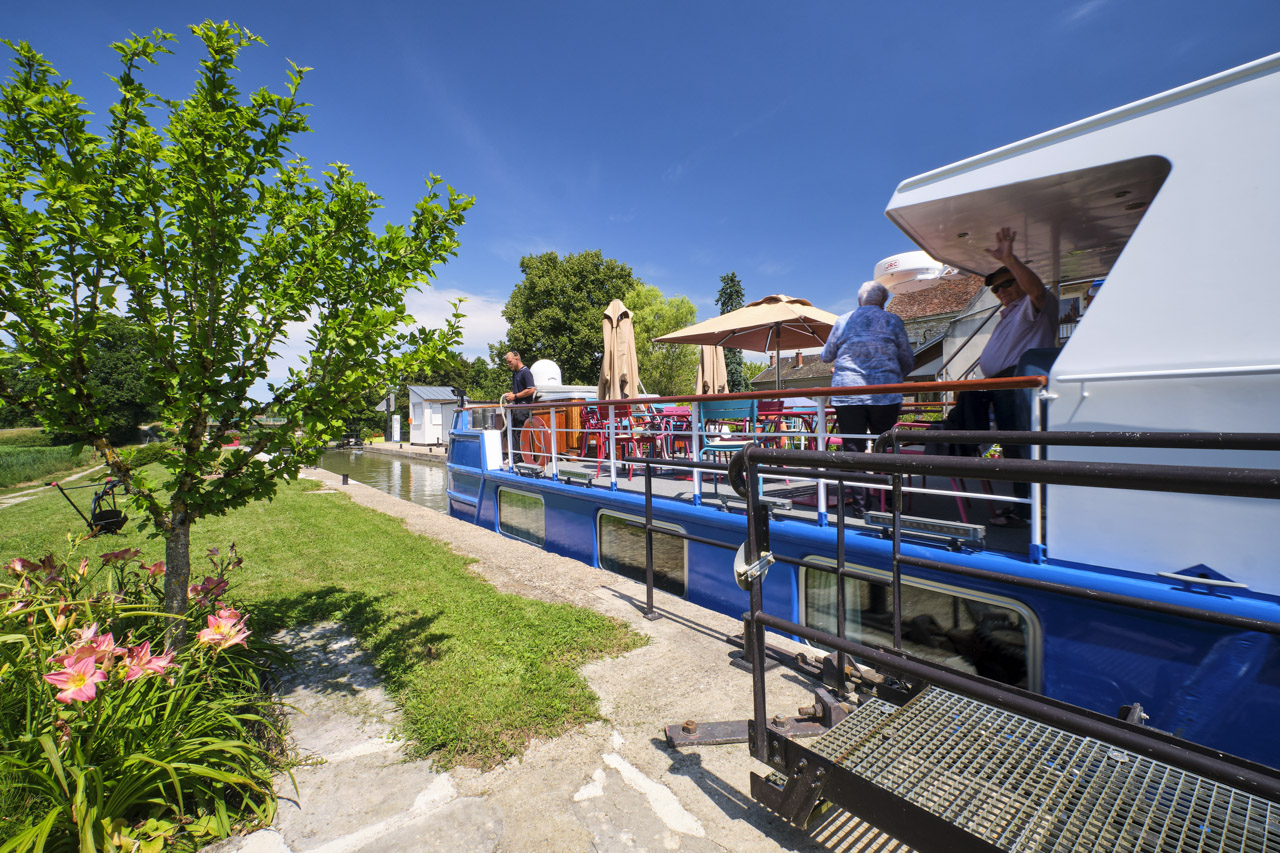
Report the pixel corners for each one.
[598,299,646,400]
[655,294,837,390]
[694,345,728,395]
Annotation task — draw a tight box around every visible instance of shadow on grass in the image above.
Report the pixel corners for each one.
[250,585,450,696]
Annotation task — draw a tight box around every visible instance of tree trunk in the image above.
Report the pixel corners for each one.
[163,508,192,649]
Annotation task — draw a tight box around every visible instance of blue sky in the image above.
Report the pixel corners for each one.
[7,1,1280,363]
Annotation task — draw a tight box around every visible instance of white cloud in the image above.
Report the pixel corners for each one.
[249,287,507,402]
[406,287,508,359]
[1064,0,1109,24]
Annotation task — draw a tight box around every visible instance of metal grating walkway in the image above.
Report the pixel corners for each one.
[807,687,1280,852]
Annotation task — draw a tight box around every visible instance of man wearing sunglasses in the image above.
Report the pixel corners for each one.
[964,227,1059,526]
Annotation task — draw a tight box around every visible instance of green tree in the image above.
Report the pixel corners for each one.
[2,316,159,442]
[716,271,748,392]
[622,283,698,397]
[79,314,161,444]
[0,354,40,429]
[498,250,639,384]
[743,359,770,389]
[0,24,471,641]
[465,355,510,402]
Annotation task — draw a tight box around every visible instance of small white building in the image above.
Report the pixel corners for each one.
[407,386,458,446]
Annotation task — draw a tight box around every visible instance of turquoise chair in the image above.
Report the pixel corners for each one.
[696,399,757,494]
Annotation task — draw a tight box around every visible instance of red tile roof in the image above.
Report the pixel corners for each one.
[887,275,984,321]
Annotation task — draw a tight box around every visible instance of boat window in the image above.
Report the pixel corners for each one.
[597,512,687,597]
[498,488,545,546]
[801,560,1040,690]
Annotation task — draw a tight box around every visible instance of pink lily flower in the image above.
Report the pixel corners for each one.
[189,576,229,606]
[54,646,99,669]
[7,557,39,576]
[143,560,166,578]
[44,657,108,704]
[197,608,251,650]
[99,548,141,564]
[123,641,177,681]
[91,632,124,664]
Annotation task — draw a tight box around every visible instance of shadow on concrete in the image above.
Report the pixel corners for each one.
[253,585,448,696]
[656,739,913,852]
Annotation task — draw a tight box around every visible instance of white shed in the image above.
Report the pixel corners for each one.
[407,386,458,446]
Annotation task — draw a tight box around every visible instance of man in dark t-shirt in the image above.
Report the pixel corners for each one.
[503,351,536,431]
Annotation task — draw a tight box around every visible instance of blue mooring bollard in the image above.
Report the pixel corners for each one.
[341,473,349,485]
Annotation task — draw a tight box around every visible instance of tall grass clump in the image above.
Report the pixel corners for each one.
[0,545,289,852]
[0,447,96,489]
[0,430,57,448]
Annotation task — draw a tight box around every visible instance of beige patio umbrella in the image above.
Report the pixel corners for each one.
[655,294,838,390]
[598,299,646,400]
[694,344,728,395]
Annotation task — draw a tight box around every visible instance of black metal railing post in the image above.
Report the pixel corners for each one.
[835,485,848,687]
[892,471,904,651]
[745,446,771,762]
[644,463,660,621]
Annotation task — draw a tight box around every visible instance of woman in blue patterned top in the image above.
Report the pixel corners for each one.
[820,281,914,516]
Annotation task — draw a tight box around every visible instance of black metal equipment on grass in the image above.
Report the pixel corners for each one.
[50,478,128,535]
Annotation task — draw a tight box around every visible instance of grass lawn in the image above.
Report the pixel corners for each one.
[0,472,645,769]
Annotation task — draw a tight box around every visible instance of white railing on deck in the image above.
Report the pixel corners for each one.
[460,376,1044,542]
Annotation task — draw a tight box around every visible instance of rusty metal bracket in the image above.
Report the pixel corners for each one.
[750,756,828,828]
[665,714,829,748]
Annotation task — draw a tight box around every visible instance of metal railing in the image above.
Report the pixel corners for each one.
[459,376,1047,526]
[732,437,1280,814]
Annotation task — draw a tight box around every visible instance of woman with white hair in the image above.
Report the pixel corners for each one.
[820,281,914,517]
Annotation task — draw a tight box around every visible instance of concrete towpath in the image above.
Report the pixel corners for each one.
[210,468,909,853]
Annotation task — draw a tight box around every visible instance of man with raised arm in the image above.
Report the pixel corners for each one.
[965,227,1059,526]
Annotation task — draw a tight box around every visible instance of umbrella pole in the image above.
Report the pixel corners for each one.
[774,325,782,391]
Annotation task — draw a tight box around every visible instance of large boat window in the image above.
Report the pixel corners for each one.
[498,488,545,546]
[801,560,1039,690]
[597,512,687,597]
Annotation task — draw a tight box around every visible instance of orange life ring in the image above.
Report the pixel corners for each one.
[520,415,551,466]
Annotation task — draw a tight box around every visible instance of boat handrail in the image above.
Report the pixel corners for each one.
[457,375,1046,412]
[875,428,1280,454]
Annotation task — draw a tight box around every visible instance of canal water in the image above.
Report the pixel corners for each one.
[316,449,447,512]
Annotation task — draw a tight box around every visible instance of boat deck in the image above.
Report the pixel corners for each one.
[506,454,1035,557]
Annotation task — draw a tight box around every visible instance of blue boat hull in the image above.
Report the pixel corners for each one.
[447,432,1280,767]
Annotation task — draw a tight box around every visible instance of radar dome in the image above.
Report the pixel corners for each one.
[530,359,562,388]
[874,251,954,295]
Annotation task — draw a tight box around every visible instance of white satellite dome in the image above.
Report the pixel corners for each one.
[529,359,562,388]
[874,251,956,295]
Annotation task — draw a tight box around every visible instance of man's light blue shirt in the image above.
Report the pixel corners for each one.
[821,305,914,406]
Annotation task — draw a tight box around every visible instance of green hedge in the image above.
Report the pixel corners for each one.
[127,441,171,468]
[0,446,97,489]
[0,429,58,448]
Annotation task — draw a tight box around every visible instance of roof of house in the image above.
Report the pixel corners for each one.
[887,275,984,322]
[407,385,458,401]
[749,356,834,387]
